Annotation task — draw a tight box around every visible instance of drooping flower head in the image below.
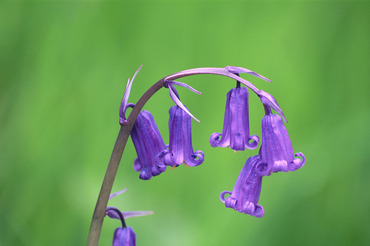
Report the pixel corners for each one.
[259,103,306,173]
[220,155,268,218]
[156,104,204,167]
[113,227,136,246]
[209,85,259,151]
[131,110,167,180]
[209,66,272,151]
[106,189,153,246]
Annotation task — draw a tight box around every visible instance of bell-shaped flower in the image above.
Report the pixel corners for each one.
[260,106,306,173]
[131,110,167,180]
[156,105,204,167]
[113,227,136,246]
[220,155,267,218]
[209,86,259,151]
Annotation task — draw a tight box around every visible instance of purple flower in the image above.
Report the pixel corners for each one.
[220,155,267,218]
[131,110,167,180]
[259,106,306,173]
[113,227,136,246]
[156,105,204,167]
[210,86,259,151]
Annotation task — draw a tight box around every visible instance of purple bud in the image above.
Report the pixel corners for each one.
[131,110,167,180]
[210,87,259,151]
[157,105,204,167]
[113,227,136,246]
[260,111,306,173]
[220,155,267,218]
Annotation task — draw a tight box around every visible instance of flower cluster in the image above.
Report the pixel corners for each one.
[120,67,204,180]
[216,68,306,218]
[119,65,305,215]
[104,65,306,245]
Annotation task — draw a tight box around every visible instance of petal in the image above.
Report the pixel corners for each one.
[166,80,202,95]
[288,152,306,171]
[109,188,128,200]
[225,66,271,82]
[123,210,154,219]
[220,191,232,203]
[113,227,136,246]
[258,90,287,122]
[119,65,142,123]
[169,85,200,122]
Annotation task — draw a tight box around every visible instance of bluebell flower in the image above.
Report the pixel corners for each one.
[209,85,259,151]
[156,105,204,167]
[220,155,268,218]
[112,227,136,246]
[259,106,306,173]
[131,110,167,180]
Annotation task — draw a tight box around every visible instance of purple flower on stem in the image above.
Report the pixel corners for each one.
[209,85,259,151]
[131,110,167,180]
[220,155,267,218]
[259,105,306,173]
[156,105,204,167]
[113,227,136,246]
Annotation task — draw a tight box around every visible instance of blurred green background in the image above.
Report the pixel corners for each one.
[1,0,369,245]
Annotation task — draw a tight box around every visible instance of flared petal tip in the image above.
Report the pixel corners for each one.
[288,152,306,171]
[220,191,232,203]
[186,150,205,167]
[245,135,260,150]
[225,66,272,82]
[209,132,230,148]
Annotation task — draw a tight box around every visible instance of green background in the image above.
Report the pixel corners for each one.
[1,1,369,245]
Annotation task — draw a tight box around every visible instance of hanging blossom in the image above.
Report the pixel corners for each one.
[156,83,204,167]
[258,101,306,173]
[106,189,153,246]
[209,85,259,151]
[220,155,268,218]
[130,110,167,180]
[119,66,167,180]
[209,66,271,151]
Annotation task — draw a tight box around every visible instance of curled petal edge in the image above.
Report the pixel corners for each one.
[220,191,231,203]
[246,135,260,150]
[289,152,306,171]
[186,150,205,167]
[209,133,226,148]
